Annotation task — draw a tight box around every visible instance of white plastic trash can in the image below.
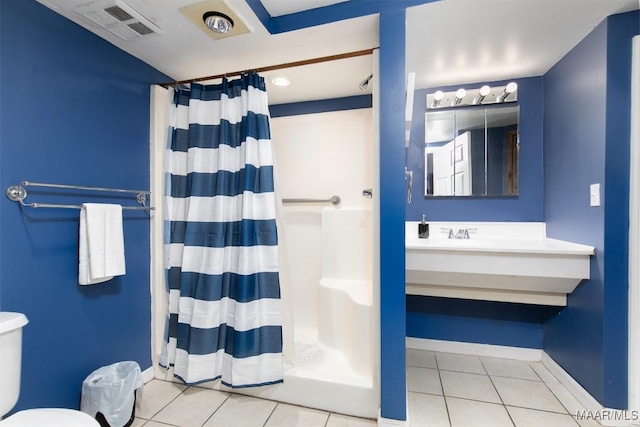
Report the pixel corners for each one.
[80,361,143,427]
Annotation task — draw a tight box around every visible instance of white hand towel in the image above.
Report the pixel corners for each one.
[79,203,126,285]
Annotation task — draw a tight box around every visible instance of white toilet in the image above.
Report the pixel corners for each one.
[0,312,100,426]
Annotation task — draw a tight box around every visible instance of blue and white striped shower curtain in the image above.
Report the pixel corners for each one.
[159,72,284,388]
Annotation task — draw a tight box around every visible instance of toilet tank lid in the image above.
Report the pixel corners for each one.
[0,312,28,335]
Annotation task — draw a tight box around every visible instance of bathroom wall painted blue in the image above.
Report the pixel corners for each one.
[542,16,608,407]
[406,77,544,222]
[0,0,168,412]
[543,11,639,409]
[407,297,561,349]
[379,9,408,421]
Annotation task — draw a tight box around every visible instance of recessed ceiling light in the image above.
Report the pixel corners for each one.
[203,11,234,34]
[271,76,291,87]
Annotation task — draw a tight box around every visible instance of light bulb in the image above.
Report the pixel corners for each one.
[431,90,444,108]
[453,88,466,106]
[271,76,291,87]
[498,82,518,102]
[203,12,234,34]
[474,85,491,105]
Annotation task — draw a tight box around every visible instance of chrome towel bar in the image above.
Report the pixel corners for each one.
[6,181,154,210]
[282,196,341,206]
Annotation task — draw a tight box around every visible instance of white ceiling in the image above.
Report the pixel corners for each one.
[407,0,639,89]
[37,0,639,104]
[261,0,348,17]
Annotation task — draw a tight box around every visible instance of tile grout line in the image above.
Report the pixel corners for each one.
[198,391,231,427]
[145,382,191,423]
[433,353,454,427]
[141,380,376,427]
[410,387,576,416]
[410,351,586,426]
[262,401,280,427]
[479,357,517,427]
[144,419,180,427]
[323,411,331,427]
[527,361,583,421]
[537,372,585,423]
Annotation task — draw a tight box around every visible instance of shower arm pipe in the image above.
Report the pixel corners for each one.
[5,181,154,210]
[158,48,376,88]
[282,196,341,206]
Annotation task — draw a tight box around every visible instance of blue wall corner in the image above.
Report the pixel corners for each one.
[0,0,169,411]
[543,10,639,409]
[379,9,407,422]
[600,9,639,408]
[542,14,609,406]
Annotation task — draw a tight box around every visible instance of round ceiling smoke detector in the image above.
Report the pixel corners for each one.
[203,11,234,34]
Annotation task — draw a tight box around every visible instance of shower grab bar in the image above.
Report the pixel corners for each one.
[282,196,341,206]
[5,181,154,210]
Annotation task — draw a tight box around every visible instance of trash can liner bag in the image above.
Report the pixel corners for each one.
[81,361,144,427]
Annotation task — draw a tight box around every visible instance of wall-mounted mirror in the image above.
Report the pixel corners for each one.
[424,105,519,197]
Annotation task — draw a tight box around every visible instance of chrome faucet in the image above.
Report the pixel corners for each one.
[441,227,455,238]
[454,229,470,239]
[441,227,477,239]
[441,227,475,239]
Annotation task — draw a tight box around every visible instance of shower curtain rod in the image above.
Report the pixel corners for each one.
[159,48,376,88]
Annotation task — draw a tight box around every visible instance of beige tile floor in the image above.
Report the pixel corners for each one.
[130,351,602,427]
[407,349,603,427]
[131,378,377,427]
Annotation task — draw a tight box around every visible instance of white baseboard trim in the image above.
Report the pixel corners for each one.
[406,337,543,361]
[541,353,638,427]
[540,352,602,413]
[377,383,410,426]
[142,366,155,384]
[378,415,408,427]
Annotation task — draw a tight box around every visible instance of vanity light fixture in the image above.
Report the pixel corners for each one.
[473,85,491,105]
[203,11,234,34]
[498,82,518,102]
[427,82,517,109]
[431,90,444,108]
[453,88,466,106]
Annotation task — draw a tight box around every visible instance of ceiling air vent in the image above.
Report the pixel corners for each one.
[103,5,134,22]
[73,0,164,41]
[128,22,154,35]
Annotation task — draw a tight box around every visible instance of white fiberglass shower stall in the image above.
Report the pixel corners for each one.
[149,83,380,418]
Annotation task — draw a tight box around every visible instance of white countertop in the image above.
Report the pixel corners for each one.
[405,221,595,256]
[406,236,595,255]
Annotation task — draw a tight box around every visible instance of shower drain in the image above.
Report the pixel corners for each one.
[293,343,325,367]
